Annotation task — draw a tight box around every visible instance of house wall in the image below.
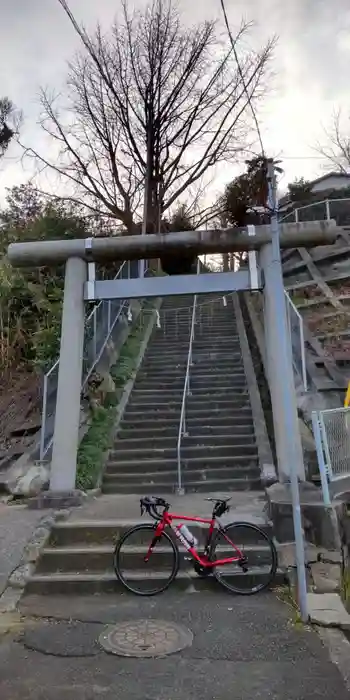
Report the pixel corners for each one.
[311,176,350,193]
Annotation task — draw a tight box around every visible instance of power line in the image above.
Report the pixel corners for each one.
[219,0,265,157]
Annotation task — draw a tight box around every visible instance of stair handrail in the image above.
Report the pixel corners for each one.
[284,289,307,391]
[176,293,197,494]
[39,260,148,461]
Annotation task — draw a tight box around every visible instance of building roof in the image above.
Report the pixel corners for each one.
[309,171,350,186]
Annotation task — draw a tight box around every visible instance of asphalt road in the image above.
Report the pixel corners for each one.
[0,589,348,699]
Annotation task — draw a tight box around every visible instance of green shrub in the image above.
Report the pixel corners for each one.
[76,405,116,491]
[75,306,153,491]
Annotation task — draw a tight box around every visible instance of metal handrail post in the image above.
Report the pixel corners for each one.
[107,300,111,333]
[299,318,307,391]
[39,374,49,462]
[311,411,331,507]
[319,411,334,481]
[176,294,197,495]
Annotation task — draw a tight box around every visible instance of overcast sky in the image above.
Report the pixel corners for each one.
[1,0,350,204]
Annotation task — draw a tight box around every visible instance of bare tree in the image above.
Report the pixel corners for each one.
[315,109,350,174]
[23,0,275,232]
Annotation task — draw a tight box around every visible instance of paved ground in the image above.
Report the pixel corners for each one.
[1,495,350,698]
[0,502,48,596]
[66,491,268,524]
[0,590,346,699]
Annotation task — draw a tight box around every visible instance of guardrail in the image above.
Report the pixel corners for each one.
[284,290,307,391]
[280,197,350,225]
[176,294,198,495]
[312,406,350,505]
[39,260,147,461]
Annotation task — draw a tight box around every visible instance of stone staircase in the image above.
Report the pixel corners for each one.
[102,293,260,495]
[26,503,281,595]
[23,293,280,596]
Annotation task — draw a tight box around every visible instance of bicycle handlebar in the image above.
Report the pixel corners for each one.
[140,497,169,520]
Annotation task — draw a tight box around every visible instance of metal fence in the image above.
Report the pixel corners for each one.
[39,260,149,461]
[284,290,307,391]
[312,406,350,505]
[280,197,350,226]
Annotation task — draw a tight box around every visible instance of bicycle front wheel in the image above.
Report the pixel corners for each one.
[114,524,180,596]
[210,521,277,595]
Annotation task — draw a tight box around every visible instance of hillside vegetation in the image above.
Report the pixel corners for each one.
[0,185,96,380]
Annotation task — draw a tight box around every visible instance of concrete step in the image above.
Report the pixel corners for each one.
[133,377,247,390]
[185,412,253,425]
[105,453,258,471]
[193,338,240,346]
[106,458,259,476]
[186,397,250,410]
[102,477,262,495]
[123,403,250,418]
[104,465,260,484]
[142,352,243,366]
[122,405,253,420]
[144,349,243,360]
[190,374,247,384]
[193,324,238,331]
[153,333,238,342]
[149,342,240,352]
[138,362,245,377]
[148,340,242,351]
[136,369,245,382]
[129,389,187,400]
[36,543,272,574]
[134,373,247,388]
[192,350,243,359]
[25,566,283,595]
[128,388,248,402]
[48,519,273,548]
[151,329,191,337]
[108,443,258,462]
[117,424,255,439]
[126,393,250,409]
[144,352,189,361]
[115,431,256,447]
[146,342,189,349]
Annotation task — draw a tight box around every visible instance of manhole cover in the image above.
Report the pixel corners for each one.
[21,620,103,657]
[99,619,193,658]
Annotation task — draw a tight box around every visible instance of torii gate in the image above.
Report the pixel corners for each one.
[8,218,338,496]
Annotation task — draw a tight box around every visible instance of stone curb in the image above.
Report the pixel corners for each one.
[307,592,350,630]
[0,509,71,618]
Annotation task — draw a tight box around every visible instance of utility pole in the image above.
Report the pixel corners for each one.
[140,86,155,279]
[140,130,152,279]
[265,159,308,622]
[220,213,229,271]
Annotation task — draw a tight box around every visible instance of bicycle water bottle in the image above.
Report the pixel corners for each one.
[176,524,198,547]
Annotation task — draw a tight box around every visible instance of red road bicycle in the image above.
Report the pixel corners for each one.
[114,496,278,595]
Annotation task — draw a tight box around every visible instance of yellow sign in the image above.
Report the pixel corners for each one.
[345,381,350,408]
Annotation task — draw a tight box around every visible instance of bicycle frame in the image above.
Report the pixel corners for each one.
[144,510,245,568]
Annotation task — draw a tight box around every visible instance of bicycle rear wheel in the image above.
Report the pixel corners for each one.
[210,521,277,595]
[114,524,180,596]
